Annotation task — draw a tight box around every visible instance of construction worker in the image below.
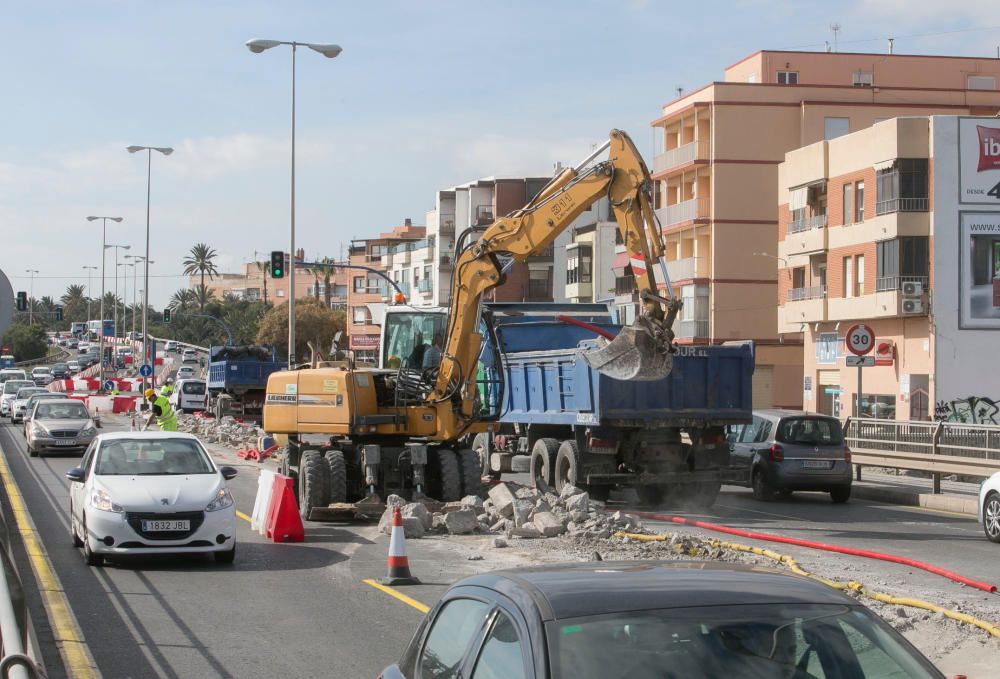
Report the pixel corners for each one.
[160,380,174,398]
[144,388,177,432]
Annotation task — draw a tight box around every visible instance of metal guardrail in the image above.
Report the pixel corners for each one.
[13,347,72,369]
[844,417,1000,490]
[0,494,45,677]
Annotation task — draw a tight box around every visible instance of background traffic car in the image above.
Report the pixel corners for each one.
[2,379,36,418]
[11,386,49,424]
[66,432,238,566]
[31,366,54,386]
[66,360,81,375]
[381,562,943,679]
[176,366,196,381]
[26,400,98,457]
[727,410,852,503]
[50,363,70,379]
[0,369,28,384]
[170,379,206,414]
[164,341,178,352]
[22,393,70,437]
[979,471,1000,543]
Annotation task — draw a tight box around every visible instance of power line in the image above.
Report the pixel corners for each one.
[778,24,1000,52]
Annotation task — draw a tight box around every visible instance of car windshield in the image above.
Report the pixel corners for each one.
[775,417,844,446]
[547,603,938,679]
[4,381,35,395]
[33,368,50,375]
[28,396,68,410]
[35,402,89,419]
[95,439,215,476]
[182,382,206,395]
[16,388,46,400]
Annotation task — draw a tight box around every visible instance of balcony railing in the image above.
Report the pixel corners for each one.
[655,197,708,227]
[875,197,929,216]
[417,279,433,293]
[788,213,828,234]
[614,275,636,296]
[665,257,705,281]
[787,285,826,301]
[875,275,928,292]
[653,140,710,173]
[676,319,709,338]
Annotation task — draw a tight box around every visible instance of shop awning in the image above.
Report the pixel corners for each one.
[611,251,629,275]
[788,187,808,211]
[873,159,897,172]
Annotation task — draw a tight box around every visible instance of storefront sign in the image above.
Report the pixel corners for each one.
[350,334,380,350]
[959,118,1000,204]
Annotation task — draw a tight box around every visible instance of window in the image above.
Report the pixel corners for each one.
[852,70,873,87]
[825,117,850,140]
[528,268,551,299]
[776,417,843,445]
[746,72,758,83]
[792,267,806,289]
[855,181,864,222]
[856,394,897,419]
[842,183,853,225]
[843,256,853,298]
[332,284,348,298]
[855,254,865,297]
[419,599,490,679]
[816,333,840,364]
[276,289,285,298]
[471,612,527,679]
[777,71,798,85]
[876,237,929,283]
[352,307,368,325]
[876,159,929,214]
[968,75,997,90]
[353,276,365,292]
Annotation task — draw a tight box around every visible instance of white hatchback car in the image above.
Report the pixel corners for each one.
[66,432,238,566]
[979,472,1000,543]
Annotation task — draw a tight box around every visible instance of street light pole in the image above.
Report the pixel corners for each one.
[82,265,97,324]
[127,145,173,392]
[25,270,38,325]
[87,216,123,384]
[106,244,130,344]
[246,38,342,367]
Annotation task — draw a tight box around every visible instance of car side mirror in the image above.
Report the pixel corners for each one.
[219,466,238,480]
[65,467,85,483]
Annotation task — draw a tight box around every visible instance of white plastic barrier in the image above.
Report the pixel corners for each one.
[251,469,277,535]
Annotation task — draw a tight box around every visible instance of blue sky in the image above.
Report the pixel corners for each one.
[1,0,996,307]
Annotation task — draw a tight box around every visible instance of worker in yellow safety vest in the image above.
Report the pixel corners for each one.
[144,388,177,431]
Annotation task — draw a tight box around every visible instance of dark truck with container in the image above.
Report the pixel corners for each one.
[206,345,287,422]
[470,303,754,508]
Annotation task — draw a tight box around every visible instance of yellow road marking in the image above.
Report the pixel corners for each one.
[363,578,430,614]
[0,445,99,678]
[236,510,252,524]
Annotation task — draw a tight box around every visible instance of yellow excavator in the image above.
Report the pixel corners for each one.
[263,129,681,519]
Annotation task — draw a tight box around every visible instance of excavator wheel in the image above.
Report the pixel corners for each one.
[324,449,348,504]
[298,450,330,521]
[433,449,462,502]
[457,449,482,497]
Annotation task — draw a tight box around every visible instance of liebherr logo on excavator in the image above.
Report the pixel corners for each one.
[550,193,576,221]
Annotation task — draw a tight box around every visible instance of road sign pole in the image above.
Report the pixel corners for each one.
[857,364,863,419]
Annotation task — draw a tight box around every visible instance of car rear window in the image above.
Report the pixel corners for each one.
[776,417,843,446]
[182,382,206,395]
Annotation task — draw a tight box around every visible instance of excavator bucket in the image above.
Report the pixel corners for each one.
[581,321,673,382]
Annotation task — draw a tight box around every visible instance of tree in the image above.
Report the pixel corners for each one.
[194,284,216,310]
[2,323,48,361]
[61,284,86,307]
[169,289,198,311]
[256,297,344,360]
[182,243,220,311]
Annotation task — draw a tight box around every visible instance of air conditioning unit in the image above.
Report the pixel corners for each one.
[901,298,924,314]
[901,281,923,297]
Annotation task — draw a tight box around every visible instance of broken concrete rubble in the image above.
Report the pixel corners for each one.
[444,509,478,535]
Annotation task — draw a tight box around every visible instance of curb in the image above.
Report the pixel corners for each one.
[851,484,979,516]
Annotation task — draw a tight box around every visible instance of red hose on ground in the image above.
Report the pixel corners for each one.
[630,511,998,594]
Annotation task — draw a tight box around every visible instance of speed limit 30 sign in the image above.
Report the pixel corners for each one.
[845,324,875,356]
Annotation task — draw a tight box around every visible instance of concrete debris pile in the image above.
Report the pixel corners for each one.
[378,482,645,541]
[175,413,264,449]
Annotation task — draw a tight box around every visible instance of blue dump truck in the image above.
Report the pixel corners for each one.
[470,303,754,508]
[206,345,287,422]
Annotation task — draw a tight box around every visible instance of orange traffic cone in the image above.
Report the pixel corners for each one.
[380,507,420,586]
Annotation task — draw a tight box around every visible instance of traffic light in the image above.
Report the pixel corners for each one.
[163,308,172,323]
[15,291,26,312]
[270,250,285,279]
[55,306,63,321]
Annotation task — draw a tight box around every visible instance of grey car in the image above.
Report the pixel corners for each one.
[22,393,70,437]
[26,400,98,457]
[728,409,852,503]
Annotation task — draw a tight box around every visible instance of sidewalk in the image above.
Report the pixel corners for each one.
[852,468,982,516]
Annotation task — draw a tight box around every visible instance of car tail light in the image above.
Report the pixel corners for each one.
[844,446,852,463]
[768,444,784,462]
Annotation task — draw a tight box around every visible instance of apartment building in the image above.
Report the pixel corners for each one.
[651,49,1000,408]
[779,115,1000,423]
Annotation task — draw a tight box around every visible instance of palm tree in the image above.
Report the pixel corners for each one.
[194,284,216,310]
[169,289,198,311]
[182,243,220,311]
[61,284,86,306]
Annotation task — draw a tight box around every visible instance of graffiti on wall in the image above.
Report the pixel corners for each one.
[935,396,1000,424]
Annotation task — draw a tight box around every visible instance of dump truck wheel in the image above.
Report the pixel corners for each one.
[298,450,330,521]
[530,438,559,490]
[324,449,347,504]
[472,433,500,481]
[554,440,583,493]
[436,449,462,502]
[457,448,482,497]
[637,485,666,506]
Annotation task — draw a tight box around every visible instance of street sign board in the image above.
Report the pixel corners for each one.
[139,363,153,377]
[845,324,875,356]
[846,355,876,367]
[103,380,115,391]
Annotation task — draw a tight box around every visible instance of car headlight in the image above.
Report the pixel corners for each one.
[80,426,97,438]
[205,487,234,512]
[91,489,123,513]
[31,423,45,436]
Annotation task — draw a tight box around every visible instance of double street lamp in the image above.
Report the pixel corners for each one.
[25,270,38,325]
[106,244,131,344]
[246,37,342,366]
[125,255,152,338]
[87,216,123,381]
[127,145,172,390]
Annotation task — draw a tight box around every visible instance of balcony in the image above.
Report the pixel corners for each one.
[875,275,928,293]
[417,279,433,294]
[788,285,826,301]
[655,197,709,227]
[676,319,709,339]
[664,257,708,282]
[476,205,494,225]
[565,280,593,301]
[788,214,827,234]
[779,288,827,333]
[875,197,929,216]
[653,140,710,174]
[828,284,927,321]
[615,275,636,296]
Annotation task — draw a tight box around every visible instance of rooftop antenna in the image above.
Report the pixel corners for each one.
[830,22,841,52]
[676,86,683,97]
[888,37,894,55]
[825,40,831,53]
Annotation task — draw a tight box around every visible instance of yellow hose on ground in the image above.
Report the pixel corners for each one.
[613,531,1000,639]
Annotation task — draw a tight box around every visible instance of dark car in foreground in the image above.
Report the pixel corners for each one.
[381,561,942,679]
[728,409,853,503]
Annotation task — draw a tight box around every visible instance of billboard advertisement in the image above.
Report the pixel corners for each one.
[959,211,1000,329]
[958,118,1000,204]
